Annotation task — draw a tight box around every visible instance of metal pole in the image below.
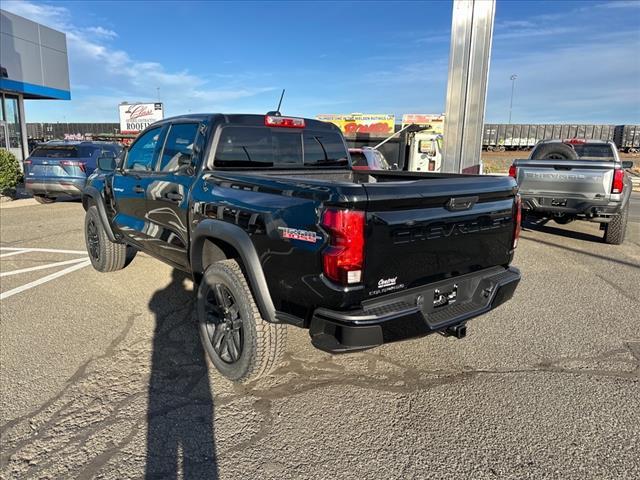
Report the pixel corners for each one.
[441,0,496,174]
[508,74,517,124]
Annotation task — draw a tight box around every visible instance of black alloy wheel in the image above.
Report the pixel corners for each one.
[86,218,101,261]
[202,283,243,364]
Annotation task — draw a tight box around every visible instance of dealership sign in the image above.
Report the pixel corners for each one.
[119,103,164,133]
[317,113,395,135]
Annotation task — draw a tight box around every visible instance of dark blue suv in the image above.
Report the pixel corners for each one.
[24,141,122,204]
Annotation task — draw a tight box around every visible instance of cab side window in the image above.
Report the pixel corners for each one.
[126,127,163,171]
[159,123,199,172]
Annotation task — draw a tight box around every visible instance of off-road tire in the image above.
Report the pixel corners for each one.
[531,142,578,160]
[34,195,55,204]
[603,204,628,245]
[84,205,136,272]
[197,259,287,383]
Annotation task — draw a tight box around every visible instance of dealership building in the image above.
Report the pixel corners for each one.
[0,9,70,164]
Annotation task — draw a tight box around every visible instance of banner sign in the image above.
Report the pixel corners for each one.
[119,103,164,133]
[401,114,445,133]
[317,113,395,135]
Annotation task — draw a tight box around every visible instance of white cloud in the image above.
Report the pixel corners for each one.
[2,0,274,121]
[83,26,117,39]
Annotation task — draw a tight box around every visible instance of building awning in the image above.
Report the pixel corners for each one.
[0,78,71,100]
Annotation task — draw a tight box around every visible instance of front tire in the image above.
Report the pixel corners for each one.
[603,204,629,245]
[84,205,136,272]
[197,259,287,383]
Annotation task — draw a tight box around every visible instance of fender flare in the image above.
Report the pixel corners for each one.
[191,220,277,323]
[82,186,118,242]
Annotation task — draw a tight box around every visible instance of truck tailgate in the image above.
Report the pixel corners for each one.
[514,159,614,201]
[361,175,517,294]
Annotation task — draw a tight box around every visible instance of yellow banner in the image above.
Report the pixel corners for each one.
[317,113,395,135]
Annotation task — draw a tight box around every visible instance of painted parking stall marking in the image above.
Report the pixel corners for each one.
[0,247,91,300]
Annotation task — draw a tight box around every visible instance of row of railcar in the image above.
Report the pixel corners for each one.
[482,124,639,152]
[26,123,120,141]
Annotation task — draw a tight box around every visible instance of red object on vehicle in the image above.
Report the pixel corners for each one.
[508,164,517,178]
[60,160,87,172]
[264,115,305,128]
[612,169,624,194]
[321,209,365,285]
[513,195,522,249]
[564,138,587,145]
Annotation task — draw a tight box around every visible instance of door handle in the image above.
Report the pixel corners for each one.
[133,186,145,194]
[165,192,183,202]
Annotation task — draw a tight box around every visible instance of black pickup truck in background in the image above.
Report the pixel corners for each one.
[82,113,522,382]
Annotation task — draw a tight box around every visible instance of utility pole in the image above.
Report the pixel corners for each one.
[508,74,517,124]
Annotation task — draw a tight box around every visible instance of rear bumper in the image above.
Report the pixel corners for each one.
[309,266,521,353]
[520,195,622,217]
[25,178,85,196]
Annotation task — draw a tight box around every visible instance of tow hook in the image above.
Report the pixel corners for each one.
[441,323,467,339]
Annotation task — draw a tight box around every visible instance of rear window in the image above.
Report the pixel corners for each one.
[531,142,615,160]
[31,146,79,158]
[30,145,98,158]
[350,151,368,167]
[571,144,615,159]
[214,127,348,168]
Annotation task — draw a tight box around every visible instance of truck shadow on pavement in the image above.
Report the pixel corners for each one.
[522,220,604,243]
[146,269,219,480]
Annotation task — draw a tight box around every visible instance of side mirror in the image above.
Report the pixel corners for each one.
[98,152,117,171]
[621,160,633,169]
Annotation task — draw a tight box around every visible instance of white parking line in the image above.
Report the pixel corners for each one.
[0,249,33,258]
[0,257,89,278]
[0,247,87,255]
[0,260,92,300]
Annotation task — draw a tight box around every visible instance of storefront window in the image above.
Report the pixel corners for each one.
[1,94,24,162]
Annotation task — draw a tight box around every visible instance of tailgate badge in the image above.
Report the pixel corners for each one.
[433,285,458,308]
[445,196,478,211]
[278,227,319,243]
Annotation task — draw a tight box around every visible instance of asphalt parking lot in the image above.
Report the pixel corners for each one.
[1,195,639,479]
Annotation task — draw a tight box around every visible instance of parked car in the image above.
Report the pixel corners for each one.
[510,139,633,244]
[349,147,393,170]
[24,141,122,204]
[83,113,521,383]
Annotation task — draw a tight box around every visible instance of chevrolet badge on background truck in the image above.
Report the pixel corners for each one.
[510,139,633,244]
[82,113,521,382]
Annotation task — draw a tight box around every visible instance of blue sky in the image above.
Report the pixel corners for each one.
[4,0,640,124]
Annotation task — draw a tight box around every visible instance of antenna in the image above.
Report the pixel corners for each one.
[276,89,285,113]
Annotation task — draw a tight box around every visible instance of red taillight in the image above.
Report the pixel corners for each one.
[321,209,365,285]
[513,195,522,249]
[612,169,624,194]
[265,115,305,128]
[60,160,86,172]
[508,164,517,178]
[564,138,586,145]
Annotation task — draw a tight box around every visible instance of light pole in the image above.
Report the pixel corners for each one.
[508,74,517,124]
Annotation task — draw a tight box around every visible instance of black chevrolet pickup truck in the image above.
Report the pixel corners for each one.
[83,113,521,382]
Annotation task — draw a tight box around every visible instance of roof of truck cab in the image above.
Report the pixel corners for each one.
[537,139,612,144]
[149,113,341,132]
